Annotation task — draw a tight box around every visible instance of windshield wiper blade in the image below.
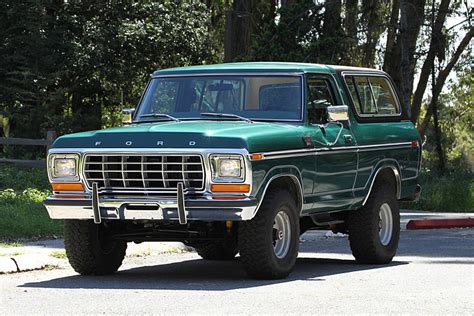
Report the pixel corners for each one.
[137,113,181,122]
[200,113,253,123]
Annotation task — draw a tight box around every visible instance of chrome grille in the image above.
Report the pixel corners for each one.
[83,154,205,191]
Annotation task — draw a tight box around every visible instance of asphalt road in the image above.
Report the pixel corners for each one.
[1,228,473,315]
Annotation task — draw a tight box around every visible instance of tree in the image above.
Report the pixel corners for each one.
[224,0,255,62]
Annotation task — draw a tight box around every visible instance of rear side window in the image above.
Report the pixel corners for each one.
[368,77,398,115]
[344,75,400,116]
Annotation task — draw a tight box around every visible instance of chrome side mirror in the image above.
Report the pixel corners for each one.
[327,105,349,122]
[122,108,135,115]
[122,108,135,125]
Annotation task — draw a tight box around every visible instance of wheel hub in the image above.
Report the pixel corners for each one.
[378,203,393,246]
[272,211,291,259]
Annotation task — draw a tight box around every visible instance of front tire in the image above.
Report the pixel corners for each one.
[64,220,127,275]
[239,189,300,279]
[347,181,400,264]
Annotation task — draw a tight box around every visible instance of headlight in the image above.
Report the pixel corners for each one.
[49,154,79,181]
[210,155,245,182]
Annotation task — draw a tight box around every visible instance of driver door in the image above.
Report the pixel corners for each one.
[307,75,358,213]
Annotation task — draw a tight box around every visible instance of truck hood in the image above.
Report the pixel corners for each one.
[52,121,313,153]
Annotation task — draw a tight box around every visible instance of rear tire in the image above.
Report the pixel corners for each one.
[194,239,238,260]
[347,181,400,264]
[64,220,127,275]
[239,189,300,279]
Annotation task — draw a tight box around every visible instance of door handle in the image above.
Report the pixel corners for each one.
[343,134,353,144]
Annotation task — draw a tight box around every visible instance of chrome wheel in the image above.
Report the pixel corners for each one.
[273,210,291,259]
[378,203,393,246]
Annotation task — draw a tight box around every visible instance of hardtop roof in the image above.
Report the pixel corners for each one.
[152,62,385,76]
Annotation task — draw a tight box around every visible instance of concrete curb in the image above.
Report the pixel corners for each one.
[406,218,474,230]
[0,241,191,274]
[0,254,62,274]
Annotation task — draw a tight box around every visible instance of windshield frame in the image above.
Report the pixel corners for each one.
[132,73,306,123]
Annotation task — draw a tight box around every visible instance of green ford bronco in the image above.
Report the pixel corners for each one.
[44,62,421,279]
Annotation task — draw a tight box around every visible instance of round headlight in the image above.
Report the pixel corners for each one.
[53,158,77,177]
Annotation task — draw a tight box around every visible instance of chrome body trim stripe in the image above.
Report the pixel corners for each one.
[255,142,413,160]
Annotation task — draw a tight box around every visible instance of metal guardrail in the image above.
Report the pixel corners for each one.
[0,131,57,168]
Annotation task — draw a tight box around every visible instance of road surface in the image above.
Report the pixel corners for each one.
[1,228,473,314]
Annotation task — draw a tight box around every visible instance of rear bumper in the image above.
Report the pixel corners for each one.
[43,195,258,221]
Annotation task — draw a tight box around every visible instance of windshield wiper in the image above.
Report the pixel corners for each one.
[137,113,181,122]
[201,113,253,123]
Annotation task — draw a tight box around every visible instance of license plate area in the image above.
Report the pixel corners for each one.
[103,203,164,220]
[124,204,160,211]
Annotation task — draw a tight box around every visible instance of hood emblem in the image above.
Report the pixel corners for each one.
[157,141,164,146]
[95,141,101,146]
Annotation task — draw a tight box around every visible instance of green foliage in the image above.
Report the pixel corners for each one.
[49,250,67,259]
[405,171,474,212]
[0,166,50,191]
[0,165,61,240]
[0,241,23,248]
[249,1,326,63]
[422,70,474,172]
[0,0,220,158]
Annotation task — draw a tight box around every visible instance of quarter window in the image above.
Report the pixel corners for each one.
[368,77,398,115]
[345,75,399,116]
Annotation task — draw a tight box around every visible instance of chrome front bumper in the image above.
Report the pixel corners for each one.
[43,194,258,222]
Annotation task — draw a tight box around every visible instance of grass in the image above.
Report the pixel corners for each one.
[49,250,67,259]
[0,251,23,257]
[403,172,474,212]
[0,165,62,241]
[0,241,23,248]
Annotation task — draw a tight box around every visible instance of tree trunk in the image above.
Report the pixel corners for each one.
[417,27,474,136]
[383,0,400,74]
[343,0,358,65]
[398,0,426,118]
[361,0,388,67]
[321,0,343,63]
[383,0,426,113]
[224,0,254,62]
[411,0,450,124]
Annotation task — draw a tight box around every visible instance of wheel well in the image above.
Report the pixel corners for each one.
[264,176,303,214]
[372,167,401,198]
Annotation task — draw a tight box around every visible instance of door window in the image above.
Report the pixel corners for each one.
[307,78,336,124]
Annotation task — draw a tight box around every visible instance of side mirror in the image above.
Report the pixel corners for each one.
[122,108,135,125]
[327,105,349,122]
[122,108,135,115]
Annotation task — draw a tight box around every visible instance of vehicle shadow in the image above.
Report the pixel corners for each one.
[19,257,408,291]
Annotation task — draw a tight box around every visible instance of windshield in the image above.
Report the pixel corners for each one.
[134,75,303,122]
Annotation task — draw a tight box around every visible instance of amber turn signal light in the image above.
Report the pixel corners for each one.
[250,153,264,160]
[51,182,85,192]
[210,184,250,193]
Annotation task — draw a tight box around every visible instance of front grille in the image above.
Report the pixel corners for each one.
[83,154,205,192]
